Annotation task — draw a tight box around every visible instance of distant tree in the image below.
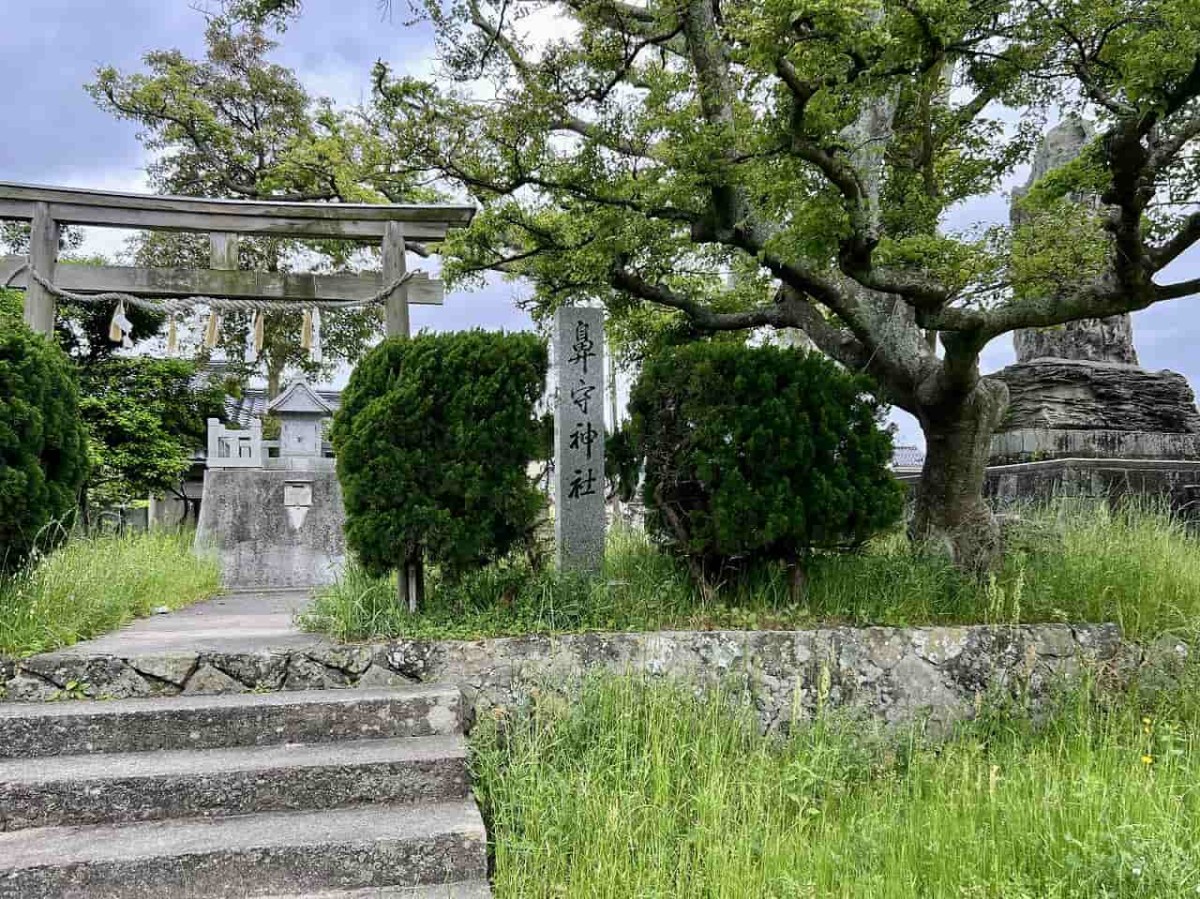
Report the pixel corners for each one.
[77,357,227,519]
[0,318,89,571]
[4,288,223,520]
[89,16,436,395]
[616,341,901,598]
[333,330,549,608]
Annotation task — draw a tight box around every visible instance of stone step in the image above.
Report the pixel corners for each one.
[0,685,461,759]
[267,883,492,898]
[0,800,487,898]
[0,735,470,831]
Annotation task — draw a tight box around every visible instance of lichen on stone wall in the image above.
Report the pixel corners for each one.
[0,625,1145,733]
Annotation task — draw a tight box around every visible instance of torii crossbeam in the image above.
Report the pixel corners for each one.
[0,181,476,337]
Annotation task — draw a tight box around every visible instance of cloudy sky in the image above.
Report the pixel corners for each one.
[2,0,1198,445]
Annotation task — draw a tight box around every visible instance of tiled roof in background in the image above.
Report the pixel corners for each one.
[891,444,925,470]
[225,388,342,427]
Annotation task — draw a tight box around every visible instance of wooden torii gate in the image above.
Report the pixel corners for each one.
[0,181,475,339]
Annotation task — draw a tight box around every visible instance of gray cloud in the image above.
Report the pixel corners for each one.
[0,0,206,184]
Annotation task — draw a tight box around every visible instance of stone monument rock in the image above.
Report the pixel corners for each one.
[196,380,347,589]
[986,118,1200,507]
[1008,117,1139,369]
[990,117,1200,465]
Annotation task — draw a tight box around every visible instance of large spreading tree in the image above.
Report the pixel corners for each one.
[250,0,1200,568]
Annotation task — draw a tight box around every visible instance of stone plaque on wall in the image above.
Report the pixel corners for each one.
[283,481,313,507]
[553,307,606,572]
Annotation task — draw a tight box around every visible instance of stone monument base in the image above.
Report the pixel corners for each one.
[195,468,347,589]
[993,359,1200,433]
[984,458,1200,513]
[989,428,1200,464]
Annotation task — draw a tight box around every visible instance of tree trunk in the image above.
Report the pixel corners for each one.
[910,376,1008,571]
[412,552,426,608]
[266,359,283,400]
[396,560,412,614]
[787,553,809,603]
[396,546,426,614]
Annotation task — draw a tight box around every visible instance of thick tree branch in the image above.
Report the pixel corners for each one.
[774,58,954,308]
[562,0,688,54]
[678,0,743,231]
[549,115,659,159]
[609,262,787,330]
[471,1,661,161]
[773,287,876,374]
[1147,110,1200,175]
[1155,275,1200,302]
[920,269,1173,340]
[1151,210,1200,270]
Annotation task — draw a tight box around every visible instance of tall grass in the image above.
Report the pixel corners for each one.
[305,501,1200,642]
[473,674,1200,898]
[0,529,221,657]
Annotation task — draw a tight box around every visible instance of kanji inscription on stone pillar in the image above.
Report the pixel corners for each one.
[553,307,606,572]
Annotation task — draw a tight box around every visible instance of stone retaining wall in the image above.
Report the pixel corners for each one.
[1,624,1145,730]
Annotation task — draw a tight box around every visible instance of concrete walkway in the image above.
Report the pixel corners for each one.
[55,590,328,657]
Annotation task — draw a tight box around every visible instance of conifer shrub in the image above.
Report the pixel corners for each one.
[333,330,549,602]
[0,321,89,571]
[615,342,902,595]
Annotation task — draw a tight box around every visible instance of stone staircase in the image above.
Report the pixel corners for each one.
[0,685,490,898]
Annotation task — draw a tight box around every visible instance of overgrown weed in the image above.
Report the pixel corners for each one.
[306,500,1200,642]
[473,669,1200,897]
[0,528,220,657]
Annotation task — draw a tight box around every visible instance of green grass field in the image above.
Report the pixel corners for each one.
[306,501,1200,642]
[0,529,220,657]
[472,673,1200,898]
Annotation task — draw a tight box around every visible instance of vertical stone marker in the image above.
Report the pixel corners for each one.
[554,306,606,572]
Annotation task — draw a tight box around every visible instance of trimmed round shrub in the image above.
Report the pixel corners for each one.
[0,321,89,571]
[333,330,549,587]
[616,341,902,592]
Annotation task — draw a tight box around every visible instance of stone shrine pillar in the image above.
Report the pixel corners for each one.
[553,307,606,572]
[196,380,347,589]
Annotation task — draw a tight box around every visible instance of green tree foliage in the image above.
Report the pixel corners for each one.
[0,319,89,571]
[0,290,21,325]
[616,342,901,596]
[77,358,226,514]
[3,289,224,515]
[333,330,549,604]
[89,18,395,204]
[89,17,434,395]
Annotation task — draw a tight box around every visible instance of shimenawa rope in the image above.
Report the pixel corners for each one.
[2,260,416,356]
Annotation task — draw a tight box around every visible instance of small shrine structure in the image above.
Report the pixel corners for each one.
[270,381,336,467]
[197,381,344,588]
